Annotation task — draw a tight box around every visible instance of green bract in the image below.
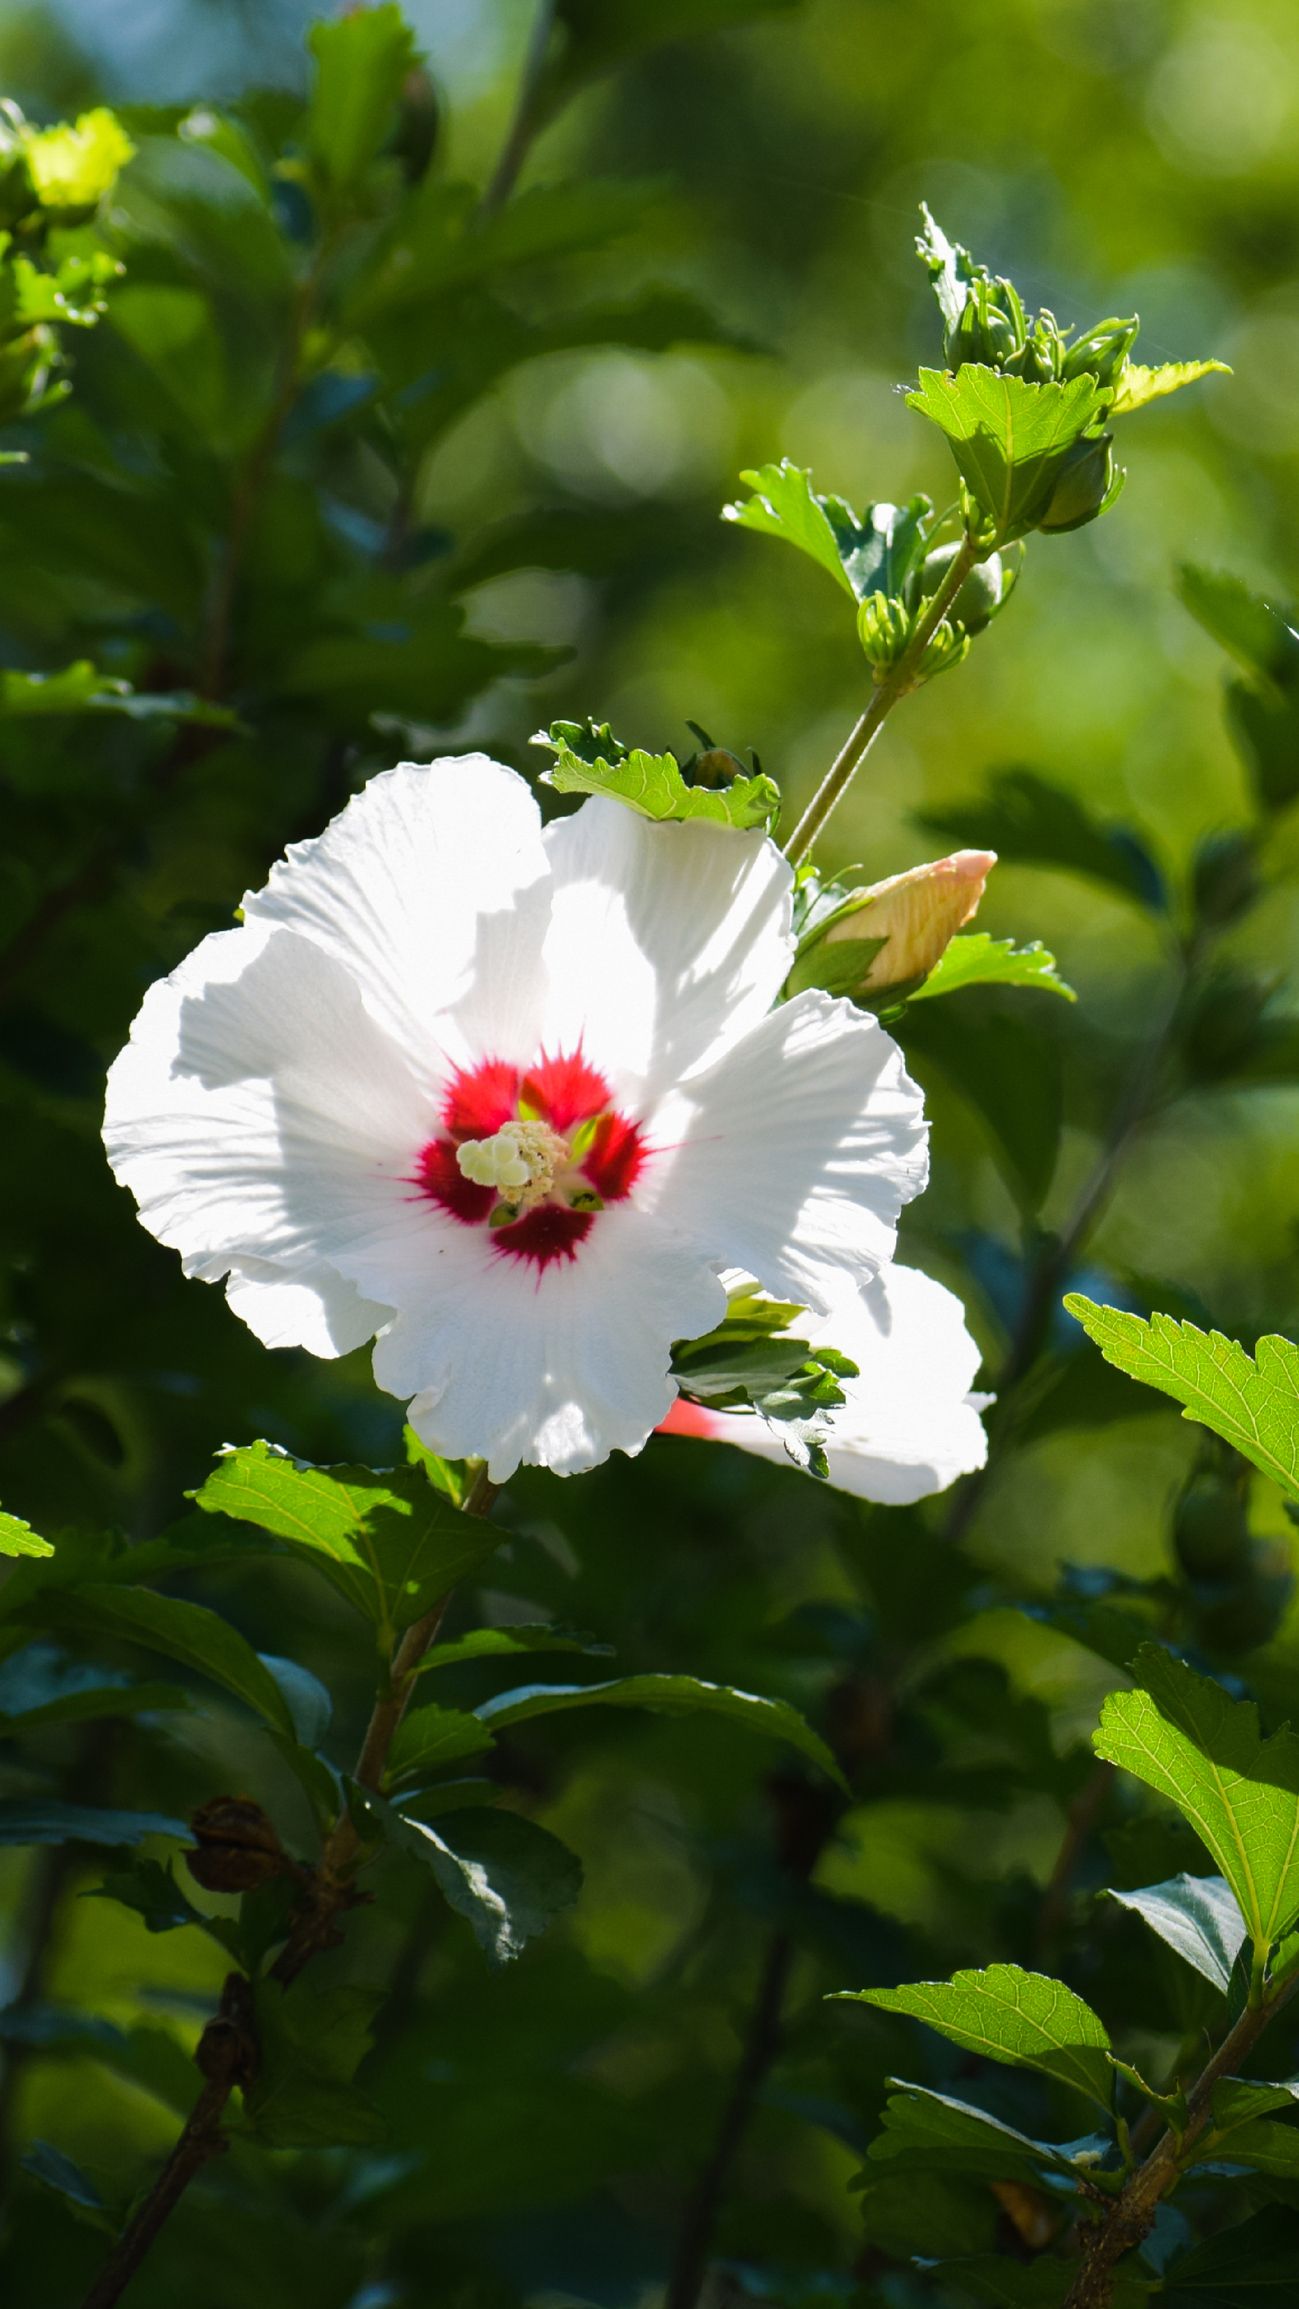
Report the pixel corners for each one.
[535,718,780,829]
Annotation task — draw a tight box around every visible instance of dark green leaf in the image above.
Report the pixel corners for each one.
[387,1701,495,1784]
[0,1800,184,1847]
[916,768,1164,909]
[368,1797,583,1964]
[476,1673,847,1789]
[901,998,1061,1210]
[414,1623,614,1674]
[30,1585,297,1738]
[243,1983,386,2149]
[0,1644,187,1732]
[21,2140,111,2227]
[867,2081,1081,2180]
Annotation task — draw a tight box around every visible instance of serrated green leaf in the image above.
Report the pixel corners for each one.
[838,1964,1113,2109]
[1105,1873,1247,1994]
[305,2,417,195]
[365,1796,582,1964]
[907,366,1105,543]
[29,1585,296,1739]
[1065,1299,1299,1503]
[909,933,1075,1004]
[87,1856,237,1958]
[0,1800,185,1847]
[1094,1645,1299,1951]
[194,1441,501,1633]
[475,1673,847,1790]
[387,1701,495,1784]
[1111,359,1229,416]
[723,460,930,603]
[0,1509,52,1560]
[539,734,779,831]
[243,1983,386,2149]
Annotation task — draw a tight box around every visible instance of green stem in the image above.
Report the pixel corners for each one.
[782,533,981,866]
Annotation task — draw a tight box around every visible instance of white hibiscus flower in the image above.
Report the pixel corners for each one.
[104,753,930,1481]
[660,1264,990,1503]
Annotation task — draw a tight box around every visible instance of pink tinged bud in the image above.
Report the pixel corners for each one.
[824,848,997,995]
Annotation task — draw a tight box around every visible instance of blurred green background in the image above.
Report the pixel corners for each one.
[2,2,1299,2304]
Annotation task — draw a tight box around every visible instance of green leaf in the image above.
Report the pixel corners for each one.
[722,460,930,603]
[916,768,1164,910]
[258,1653,332,1749]
[1190,2112,1299,2177]
[0,1509,53,1560]
[1111,359,1229,415]
[414,1623,614,1674]
[838,1964,1114,2110]
[1064,1299,1299,1504]
[0,662,234,724]
[1163,2207,1299,2304]
[20,2139,112,2229]
[30,1585,297,1739]
[907,366,1106,543]
[193,1441,501,1633]
[0,1800,185,1847]
[1179,565,1299,690]
[305,2,417,195]
[367,1797,583,1964]
[537,724,779,831]
[89,1856,216,1940]
[867,2080,1082,2180]
[1093,1645,1299,1951]
[243,1983,386,2149]
[0,1645,187,1733]
[1104,1873,1247,1995]
[900,1000,1061,1212]
[476,1673,847,1789]
[387,1701,495,1784]
[908,934,1075,1004]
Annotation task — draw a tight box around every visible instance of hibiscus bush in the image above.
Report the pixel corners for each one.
[4,5,1299,2308]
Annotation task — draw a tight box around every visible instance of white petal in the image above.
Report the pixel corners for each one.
[371,1205,728,1481]
[243,754,552,1077]
[221,1260,389,1356]
[645,991,928,1312]
[104,919,432,1291]
[539,797,794,1105]
[666,1265,989,1503]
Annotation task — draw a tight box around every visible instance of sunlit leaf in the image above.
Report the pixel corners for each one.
[1065,1299,1299,1504]
[838,1964,1113,2109]
[909,933,1075,1004]
[1094,1645,1299,1950]
[1104,1873,1247,1995]
[907,366,1105,543]
[1111,359,1229,416]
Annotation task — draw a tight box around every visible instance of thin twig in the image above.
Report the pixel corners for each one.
[76,1466,499,2309]
[783,534,982,866]
[1064,1977,1299,2308]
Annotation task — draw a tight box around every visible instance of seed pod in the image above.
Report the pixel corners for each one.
[186,1794,294,1893]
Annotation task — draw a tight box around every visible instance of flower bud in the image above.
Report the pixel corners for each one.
[185,1793,295,1893]
[1063,315,1139,391]
[910,543,1018,635]
[1037,432,1120,533]
[789,849,997,1002]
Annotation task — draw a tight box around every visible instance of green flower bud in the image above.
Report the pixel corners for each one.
[1037,432,1121,533]
[910,542,1019,634]
[1063,315,1139,390]
[1173,1469,1250,1581]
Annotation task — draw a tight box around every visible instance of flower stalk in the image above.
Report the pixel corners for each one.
[783,532,983,866]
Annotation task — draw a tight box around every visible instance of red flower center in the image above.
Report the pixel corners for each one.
[414,1051,646,1269]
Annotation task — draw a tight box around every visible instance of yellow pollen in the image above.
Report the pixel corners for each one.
[456,1120,570,1208]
